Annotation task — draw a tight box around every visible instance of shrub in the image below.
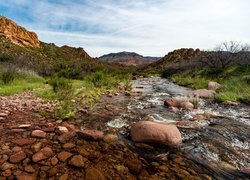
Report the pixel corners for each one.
[1,69,15,84]
[48,76,72,93]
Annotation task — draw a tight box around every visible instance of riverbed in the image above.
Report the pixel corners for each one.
[80,77,250,179]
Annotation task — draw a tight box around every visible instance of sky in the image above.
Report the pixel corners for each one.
[0,0,249,57]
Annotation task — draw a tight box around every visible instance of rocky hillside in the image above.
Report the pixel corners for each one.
[99,52,160,66]
[140,48,201,74]
[0,16,131,78]
[0,16,40,48]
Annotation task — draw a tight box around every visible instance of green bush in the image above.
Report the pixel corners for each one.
[48,76,72,93]
[86,71,108,87]
[1,69,15,84]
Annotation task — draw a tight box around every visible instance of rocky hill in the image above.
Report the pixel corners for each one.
[0,16,130,78]
[99,51,160,66]
[140,48,202,74]
[0,16,40,48]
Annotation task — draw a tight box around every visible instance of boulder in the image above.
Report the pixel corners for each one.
[130,121,182,145]
[192,89,216,98]
[208,81,221,90]
[164,98,194,110]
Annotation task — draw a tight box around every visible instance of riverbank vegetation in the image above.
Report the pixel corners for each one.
[170,65,250,103]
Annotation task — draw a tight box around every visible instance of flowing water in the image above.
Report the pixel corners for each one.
[80,77,250,179]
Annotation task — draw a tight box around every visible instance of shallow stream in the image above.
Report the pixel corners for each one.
[80,77,250,179]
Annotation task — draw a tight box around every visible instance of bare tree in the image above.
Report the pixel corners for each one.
[200,41,250,68]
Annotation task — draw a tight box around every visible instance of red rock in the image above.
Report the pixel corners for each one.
[12,138,35,146]
[9,151,26,163]
[85,167,106,180]
[68,155,87,168]
[2,169,11,177]
[16,174,37,180]
[62,143,76,149]
[58,132,75,143]
[56,126,69,135]
[32,147,53,162]
[24,165,35,173]
[164,98,194,110]
[125,159,142,175]
[57,151,73,162]
[63,123,76,132]
[77,129,104,141]
[131,121,182,146]
[31,130,46,138]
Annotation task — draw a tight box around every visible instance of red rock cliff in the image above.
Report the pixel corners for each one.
[0,16,40,48]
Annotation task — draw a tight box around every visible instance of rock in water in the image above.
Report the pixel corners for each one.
[131,121,182,146]
[192,89,216,98]
[164,98,194,110]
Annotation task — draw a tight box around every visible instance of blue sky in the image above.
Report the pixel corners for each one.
[0,0,249,57]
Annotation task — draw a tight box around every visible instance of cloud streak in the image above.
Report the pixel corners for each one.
[0,0,249,56]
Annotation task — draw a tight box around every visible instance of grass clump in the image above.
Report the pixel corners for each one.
[0,66,45,96]
[1,68,15,84]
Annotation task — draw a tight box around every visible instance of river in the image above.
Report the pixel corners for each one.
[80,77,250,179]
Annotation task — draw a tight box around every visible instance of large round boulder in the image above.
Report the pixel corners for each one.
[130,121,182,146]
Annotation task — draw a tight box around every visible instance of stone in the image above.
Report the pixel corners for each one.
[9,151,26,163]
[223,100,238,106]
[103,134,119,143]
[32,147,53,162]
[18,124,31,129]
[131,121,182,146]
[0,16,40,48]
[0,113,8,117]
[241,166,250,175]
[208,81,221,90]
[164,98,194,111]
[31,142,42,152]
[192,89,216,98]
[1,162,15,170]
[85,167,106,180]
[2,169,11,177]
[16,174,37,180]
[12,138,35,146]
[63,143,76,150]
[77,129,104,141]
[57,151,73,162]
[51,156,58,166]
[48,167,58,177]
[59,174,68,180]
[56,126,69,135]
[58,132,75,144]
[12,146,22,152]
[77,147,90,157]
[68,155,87,168]
[31,130,46,138]
[125,159,142,175]
[0,155,8,164]
[24,165,35,173]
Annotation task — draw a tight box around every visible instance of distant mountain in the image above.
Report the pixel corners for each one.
[99,51,161,66]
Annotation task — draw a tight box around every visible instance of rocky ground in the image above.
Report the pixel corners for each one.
[0,89,221,180]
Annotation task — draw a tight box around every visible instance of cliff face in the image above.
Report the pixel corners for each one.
[0,16,40,48]
[99,52,160,66]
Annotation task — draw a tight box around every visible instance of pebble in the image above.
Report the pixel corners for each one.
[57,151,73,162]
[31,130,46,138]
[9,151,26,163]
[68,155,87,168]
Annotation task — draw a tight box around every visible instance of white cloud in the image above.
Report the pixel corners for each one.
[1,0,250,56]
